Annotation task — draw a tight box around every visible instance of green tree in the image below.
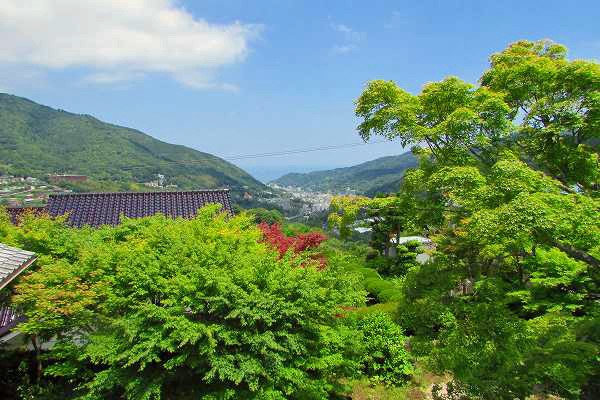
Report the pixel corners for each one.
[352,39,599,399]
[244,207,285,225]
[481,40,600,191]
[6,206,366,399]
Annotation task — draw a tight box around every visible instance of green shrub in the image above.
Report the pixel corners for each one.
[378,288,403,302]
[355,312,414,386]
[364,277,394,295]
[244,207,284,225]
[281,222,315,236]
[358,267,380,280]
[367,241,422,277]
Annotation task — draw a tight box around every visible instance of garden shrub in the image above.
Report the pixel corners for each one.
[355,312,414,386]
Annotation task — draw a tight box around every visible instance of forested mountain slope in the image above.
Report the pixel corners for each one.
[272,152,417,195]
[0,93,265,194]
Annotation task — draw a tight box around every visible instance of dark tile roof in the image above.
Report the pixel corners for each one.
[0,243,36,290]
[46,189,233,227]
[0,306,24,336]
[5,207,47,224]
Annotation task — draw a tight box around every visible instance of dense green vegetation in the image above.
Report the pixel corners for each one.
[329,39,599,399]
[0,39,598,400]
[272,153,417,195]
[0,207,416,399]
[241,207,285,225]
[0,94,265,196]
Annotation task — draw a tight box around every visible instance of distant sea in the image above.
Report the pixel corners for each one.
[241,165,340,183]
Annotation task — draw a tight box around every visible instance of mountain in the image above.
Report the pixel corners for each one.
[272,152,418,195]
[0,93,265,196]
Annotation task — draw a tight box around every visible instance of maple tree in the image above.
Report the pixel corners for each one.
[258,223,327,268]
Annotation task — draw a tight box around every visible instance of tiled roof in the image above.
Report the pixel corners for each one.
[46,189,233,227]
[5,206,47,224]
[0,306,24,336]
[0,243,36,290]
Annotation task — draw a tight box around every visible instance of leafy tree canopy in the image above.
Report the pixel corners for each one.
[340,39,599,399]
[2,206,366,399]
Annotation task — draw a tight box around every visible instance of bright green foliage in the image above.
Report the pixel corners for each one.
[244,207,285,225]
[5,206,366,399]
[356,77,512,166]
[328,195,372,238]
[481,40,600,190]
[329,195,416,254]
[370,240,422,278]
[353,40,600,399]
[354,312,413,386]
[319,239,402,304]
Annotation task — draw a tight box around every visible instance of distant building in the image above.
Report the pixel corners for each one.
[389,236,435,263]
[48,174,88,184]
[143,174,166,188]
[143,180,161,188]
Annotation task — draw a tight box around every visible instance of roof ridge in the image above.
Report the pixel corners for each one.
[49,189,231,197]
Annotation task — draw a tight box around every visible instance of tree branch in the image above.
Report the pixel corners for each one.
[553,241,600,268]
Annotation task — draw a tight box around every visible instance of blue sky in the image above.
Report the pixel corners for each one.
[1,0,599,181]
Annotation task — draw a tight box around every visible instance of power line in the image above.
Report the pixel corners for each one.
[119,139,391,171]
[226,140,389,160]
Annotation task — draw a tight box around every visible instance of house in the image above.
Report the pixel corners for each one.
[0,243,37,347]
[389,236,435,263]
[7,189,233,227]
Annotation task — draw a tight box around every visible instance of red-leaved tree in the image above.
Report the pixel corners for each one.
[258,223,327,268]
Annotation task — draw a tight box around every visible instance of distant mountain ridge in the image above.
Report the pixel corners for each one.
[0,93,265,196]
[272,152,417,195]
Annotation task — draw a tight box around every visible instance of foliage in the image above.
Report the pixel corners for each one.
[281,222,320,236]
[328,195,414,249]
[481,40,600,190]
[368,240,422,277]
[353,312,414,386]
[258,223,327,267]
[318,238,403,307]
[4,206,366,399]
[351,39,600,399]
[0,93,264,194]
[273,152,417,195]
[244,208,285,225]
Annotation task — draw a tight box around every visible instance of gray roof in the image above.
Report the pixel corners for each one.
[392,236,433,245]
[0,243,36,290]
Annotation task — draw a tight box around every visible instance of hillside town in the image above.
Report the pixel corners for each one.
[265,183,333,215]
[0,175,73,207]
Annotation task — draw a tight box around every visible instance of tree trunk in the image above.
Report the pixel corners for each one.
[31,336,42,384]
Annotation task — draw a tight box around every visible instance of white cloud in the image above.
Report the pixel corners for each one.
[83,71,145,85]
[0,0,260,89]
[330,23,363,54]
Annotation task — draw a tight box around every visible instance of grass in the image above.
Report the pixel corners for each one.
[348,360,449,400]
